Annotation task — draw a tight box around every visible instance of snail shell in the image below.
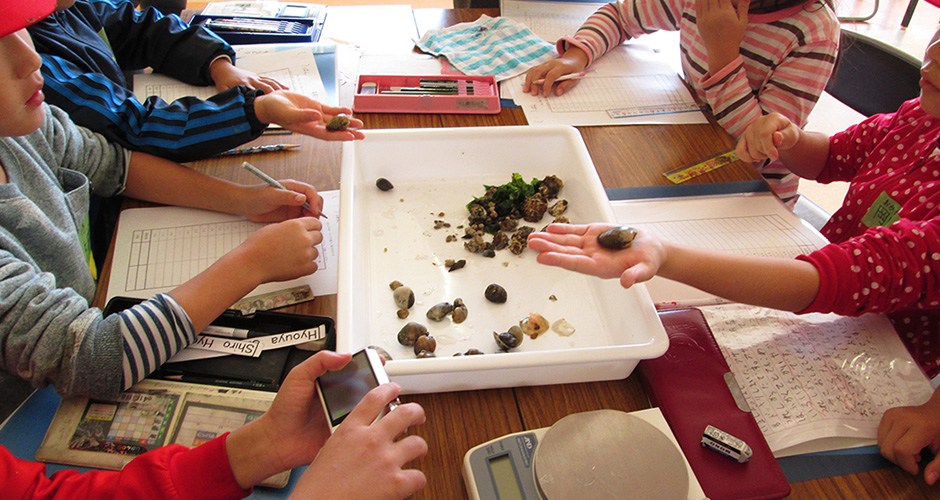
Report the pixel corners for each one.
[393,286,415,309]
[413,334,437,355]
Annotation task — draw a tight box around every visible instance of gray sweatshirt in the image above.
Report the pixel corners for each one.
[0,105,194,398]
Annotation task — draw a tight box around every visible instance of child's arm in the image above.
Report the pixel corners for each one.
[528,223,820,311]
[122,152,326,334]
[878,387,940,485]
[226,351,428,498]
[210,56,288,95]
[523,0,683,96]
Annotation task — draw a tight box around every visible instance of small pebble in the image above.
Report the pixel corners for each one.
[376,177,394,191]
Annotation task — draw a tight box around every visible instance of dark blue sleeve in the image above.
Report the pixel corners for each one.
[40,53,267,163]
[90,0,235,85]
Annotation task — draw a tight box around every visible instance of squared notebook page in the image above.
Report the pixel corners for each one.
[611,191,829,306]
[106,191,339,302]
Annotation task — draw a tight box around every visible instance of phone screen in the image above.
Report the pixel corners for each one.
[318,350,380,427]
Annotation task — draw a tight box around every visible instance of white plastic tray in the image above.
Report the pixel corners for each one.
[337,125,667,393]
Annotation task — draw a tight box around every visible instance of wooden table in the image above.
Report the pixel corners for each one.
[96,6,939,499]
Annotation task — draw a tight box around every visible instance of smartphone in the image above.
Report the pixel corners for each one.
[317,348,392,433]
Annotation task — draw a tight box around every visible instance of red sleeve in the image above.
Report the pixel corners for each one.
[5,434,250,500]
[797,217,940,316]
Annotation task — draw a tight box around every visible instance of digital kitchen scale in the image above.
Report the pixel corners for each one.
[463,408,706,500]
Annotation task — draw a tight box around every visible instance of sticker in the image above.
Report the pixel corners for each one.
[861,191,901,228]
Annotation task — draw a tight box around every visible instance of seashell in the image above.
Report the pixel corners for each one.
[484,283,507,303]
[397,322,427,346]
[326,113,351,131]
[494,325,523,350]
[597,226,637,250]
[426,302,454,321]
[413,334,437,355]
[376,177,394,191]
[551,318,576,337]
[393,286,415,309]
[368,345,393,361]
[520,313,550,339]
[452,304,468,324]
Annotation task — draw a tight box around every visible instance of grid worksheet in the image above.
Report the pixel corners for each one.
[124,219,262,292]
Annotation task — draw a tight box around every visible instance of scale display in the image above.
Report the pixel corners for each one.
[463,408,706,500]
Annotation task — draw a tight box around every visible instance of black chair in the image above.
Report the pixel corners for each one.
[825,29,922,117]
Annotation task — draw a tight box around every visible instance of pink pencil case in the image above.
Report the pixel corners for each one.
[353,74,500,114]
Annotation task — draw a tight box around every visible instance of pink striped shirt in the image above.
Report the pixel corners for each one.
[559,0,840,205]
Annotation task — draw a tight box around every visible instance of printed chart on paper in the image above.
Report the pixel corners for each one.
[122,219,327,292]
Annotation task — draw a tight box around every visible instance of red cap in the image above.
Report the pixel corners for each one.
[0,0,56,39]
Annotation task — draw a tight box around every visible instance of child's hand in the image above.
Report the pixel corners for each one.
[735,112,801,162]
[225,351,352,489]
[254,91,366,141]
[523,48,589,97]
[527,223,667,289]
[237,217,322,283]
[210,58,288,94]
[290,382,428,500]
[241,180,324,222]
[878,393,940,484]
[696,0,749,74]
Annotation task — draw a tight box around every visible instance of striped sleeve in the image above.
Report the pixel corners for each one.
[118,293,196,389]
[39,54,266,163]
[558,0,684,64]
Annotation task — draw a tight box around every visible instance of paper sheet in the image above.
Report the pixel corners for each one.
[504,44,707,126]
[702,304,934,456]
[107,191,340,302]
[133,46,327,104]
[611,192,829,306]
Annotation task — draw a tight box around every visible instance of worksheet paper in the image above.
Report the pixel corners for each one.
[133,45,328,104]
[503,44,707,126]
[610,192,829,306]
[703,304,934,457]
[107,191,340,302]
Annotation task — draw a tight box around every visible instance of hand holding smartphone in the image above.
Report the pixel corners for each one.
[317,348,395,433]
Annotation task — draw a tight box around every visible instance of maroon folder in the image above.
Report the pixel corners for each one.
[639,308,790,500]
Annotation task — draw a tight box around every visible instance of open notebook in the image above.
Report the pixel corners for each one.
[609,183,935,457]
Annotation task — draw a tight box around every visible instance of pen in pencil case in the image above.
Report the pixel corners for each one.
[216,144,300,157]
[242,161,327,218]
[531,71,589,86]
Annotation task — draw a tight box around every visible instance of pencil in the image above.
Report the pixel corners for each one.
[242,161,327,218]
[216,144,300,157]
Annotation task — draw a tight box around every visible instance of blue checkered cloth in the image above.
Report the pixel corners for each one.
[416,15,557,82]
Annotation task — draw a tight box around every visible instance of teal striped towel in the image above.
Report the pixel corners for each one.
[415,15,557,82]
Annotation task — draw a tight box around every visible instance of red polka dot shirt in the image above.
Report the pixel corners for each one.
[797,99,940,377]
